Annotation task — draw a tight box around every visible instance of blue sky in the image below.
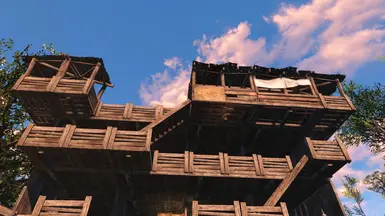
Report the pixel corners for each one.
[3,0,385,214]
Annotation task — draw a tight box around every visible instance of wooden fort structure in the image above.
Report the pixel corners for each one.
[2,55,354,215]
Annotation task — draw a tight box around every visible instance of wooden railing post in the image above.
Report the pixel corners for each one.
[257,155,265,175]
[13,58,37,90]
[184,151,189,173]
[152,150,159,172]
[192,201,198,216]
[336,136,352,162]
[336,79,355,110]
[47,58,71,92]
[123,103,133,119]
[83,62,101,94]
[219,152,225,174]
[252,154,261,176]
[80,196,92,216]
[189,152,194,173]
[305,137,317,159]
[16,123,35,146]
[240,202,248,216]
[224,153,230,175]
[234,201,241,216]
[31,196,46,216]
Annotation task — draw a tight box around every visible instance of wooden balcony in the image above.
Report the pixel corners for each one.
[12,56,112,126]
[192,201,289,216]
[17,123,152,173]
[151,151,293,179]
[1,186,92,216]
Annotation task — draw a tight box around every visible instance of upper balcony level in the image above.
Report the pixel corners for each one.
[189,61,355,112]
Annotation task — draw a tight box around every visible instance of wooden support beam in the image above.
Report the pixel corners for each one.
[335,136,352,162]
[280,202,289,216]
[305,137,317,159]
[184,151,189,173]
[264,155,309,206]
[155,104,164,119]
[46,59,71,92]
[12,186,31,215]
[0,205,12,216]
[234,201,241,216]
[336,79,355,110]
[97,84,107,100]
[13,58,37,90]
[83,62,101,94]
[80,196,92,216]
[221,73,226,87]
[152,150,159,172]
[123,103,133,119]
[31,196,46,216]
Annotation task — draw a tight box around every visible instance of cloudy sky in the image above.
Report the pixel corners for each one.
[3,0,385,214]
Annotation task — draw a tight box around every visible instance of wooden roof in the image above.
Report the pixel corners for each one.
[23,55,112,85]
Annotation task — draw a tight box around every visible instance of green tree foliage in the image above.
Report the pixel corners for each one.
[0,38,59,207]
[339,81,385,154]
[364,170,385,198]
[342,175,366,216]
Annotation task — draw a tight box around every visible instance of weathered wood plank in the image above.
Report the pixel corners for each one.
[31,196,46,216]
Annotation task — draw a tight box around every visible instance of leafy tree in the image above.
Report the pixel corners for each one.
[339,81,385,154]
[342,175,366,216]
[0,38,58,207]
[364,170,385,198]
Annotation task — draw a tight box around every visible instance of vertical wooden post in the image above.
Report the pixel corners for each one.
[156,105,164,119]
[96,84,107,100]
[80,196,92,216]
[336,79,355,110]
[192,201,198,216]
[123,103,133,119]
[189,152,194,173]
[62,125,76,148]
[257,155,265,175]
[233,201,241,216]
[16,123,35,146]
[224,153,230,175]
[13,58,37,90]
[145,129,152,151]
[336,136,352,162]
[83,63,101,94]
[280,202,289,216]
[47,59,71,92]
[309,77,327,108]
[305,137,317,159]
[264,155,309,206]
[31,196,46,216]
[152,150,159,172]
[184,151,189,173]
[285,156,293,171]
[249,73,255,91]
[191,71,197,100]
[59,124,72,147]
[103,126,113,149]
[107,127,118,150]
[221,73,226,87]
[252,154,261,176]
[240,202,248,216]
[219,152,225,174]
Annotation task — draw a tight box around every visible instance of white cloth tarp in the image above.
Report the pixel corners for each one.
[253,78,311,89]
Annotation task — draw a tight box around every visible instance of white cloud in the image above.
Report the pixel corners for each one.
[262,15,270,23]
[140,0,385,107]
[163,57,182,70]
[139,58,190,107]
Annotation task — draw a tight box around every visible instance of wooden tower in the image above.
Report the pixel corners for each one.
[3,56,354,216]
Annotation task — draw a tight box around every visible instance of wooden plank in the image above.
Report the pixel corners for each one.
[13,58,37,90]
[145,129,152,151]
[83,63,101,94]
[12,186,31,214]
[264,155,309,206]
[219,152,225,174]
[102,127,113,149]
[305,137,317,159]
[152,150,159,172]
[336,79,355,110]
[240,202,247,216]
[59,124,72,147]
[234,201,241,216]
[63,125,76,148]
[107,127,118,149]
[191,71,197,99]
[252,154,261,175]
[123,103,133,119]
[189,151,195,173]
[336,136,352,162]
[0,205,12,216]
[285,156,293,171]
[192,201,198,216]
[184,151,189,173]
[280,202,289,216]
[17,123,35,146]
[224,153,230,175]
[80,196,92,216]
[31,196,46,216]
[257,155,265,175]
[221,73,226,87]
[155,104,164,119]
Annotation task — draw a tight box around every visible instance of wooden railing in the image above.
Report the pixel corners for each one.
[151,151,293,179]
[305,137,351,162]
[17,124,151,151]
[192,201,289,216]
[31,196,92,216]
[93,102,170,122]
[224,88,353,110]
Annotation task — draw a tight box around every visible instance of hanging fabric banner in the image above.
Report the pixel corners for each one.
[253,78,311,89]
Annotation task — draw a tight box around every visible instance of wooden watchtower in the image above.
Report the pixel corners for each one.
[3,56,354,216]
